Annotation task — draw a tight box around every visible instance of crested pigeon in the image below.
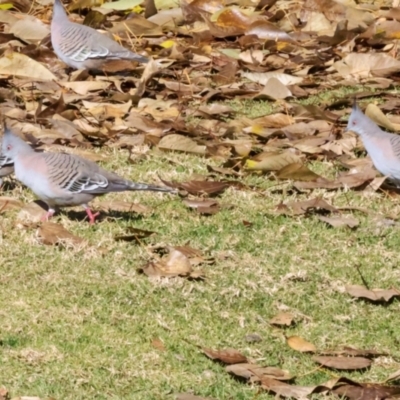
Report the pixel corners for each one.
[51,0,148,70]
[1,128,175,224]
[347,102,400,186]
[0,154,14,186]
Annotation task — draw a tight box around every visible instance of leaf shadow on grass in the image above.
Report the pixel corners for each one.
[1,179,19,192]
[350,297,399,307]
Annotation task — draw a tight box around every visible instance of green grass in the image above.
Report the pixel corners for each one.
[1,144,400,400]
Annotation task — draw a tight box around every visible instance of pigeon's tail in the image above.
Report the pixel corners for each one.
[128,181,177,193]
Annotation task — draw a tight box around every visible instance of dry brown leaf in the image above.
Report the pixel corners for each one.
[255,77,292,100]
[333,53,400,79]
[276,163,323,181]
[320,346,387,358]
[294,168,377,190]
[37,222,85,247]
[59,81,112,96]
[242,71,302,86]
[0,52,56,80]
[287,336,316,353]
[158,134,207,155]
[312,356,372,370]
[245,151,302,171]
[171,244,203,259]
[114,227,156,242]
[345,285,400,302]
[0,388,8,400]
[276,197,338,216]
[17,201,47,223]
[226,363,292,382]
[384,369,400,383]
[247,18,297,42]
[269,312,294,327]
[9,15,50,44]
[261,378,315,399]
[203,348,248,364]
[332,382,400,400]
[182,198,220,215]
[0,197,23,213]
[139,248,205,279]
[151,338,166,352]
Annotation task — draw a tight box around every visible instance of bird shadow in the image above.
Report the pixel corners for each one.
[29,200,150,224]
[61,209,146,224]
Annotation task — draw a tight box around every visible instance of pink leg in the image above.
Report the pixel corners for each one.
[85,208,100,225]
[41,209,55,222]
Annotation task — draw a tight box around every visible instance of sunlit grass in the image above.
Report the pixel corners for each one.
[1,146,400,399]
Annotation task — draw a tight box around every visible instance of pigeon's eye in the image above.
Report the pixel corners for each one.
[352,121,356,125]
[6,145,11,150]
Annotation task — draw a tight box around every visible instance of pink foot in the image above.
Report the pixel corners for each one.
[85,208,100,225]
[41,210,55,222]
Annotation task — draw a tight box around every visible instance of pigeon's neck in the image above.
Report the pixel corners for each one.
[354,126,369,137]
[52,0,67,25]
[14,139,35,158]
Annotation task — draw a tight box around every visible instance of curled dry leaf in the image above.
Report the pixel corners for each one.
[139,247,205,279]
[312,356,372,370]
[203,348,248,364]
[345,285,400,302]
[149,243,213,266]
[269,312,294,327]
[226,363,292,382]
[37,222,85,247]
[287,336,316,353]
[182,198,220,215]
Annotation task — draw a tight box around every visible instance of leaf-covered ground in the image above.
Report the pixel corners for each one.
[2,0,400,399]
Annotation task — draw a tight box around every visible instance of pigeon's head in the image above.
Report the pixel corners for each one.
[2,127,31,160]
[346,102,373,136]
